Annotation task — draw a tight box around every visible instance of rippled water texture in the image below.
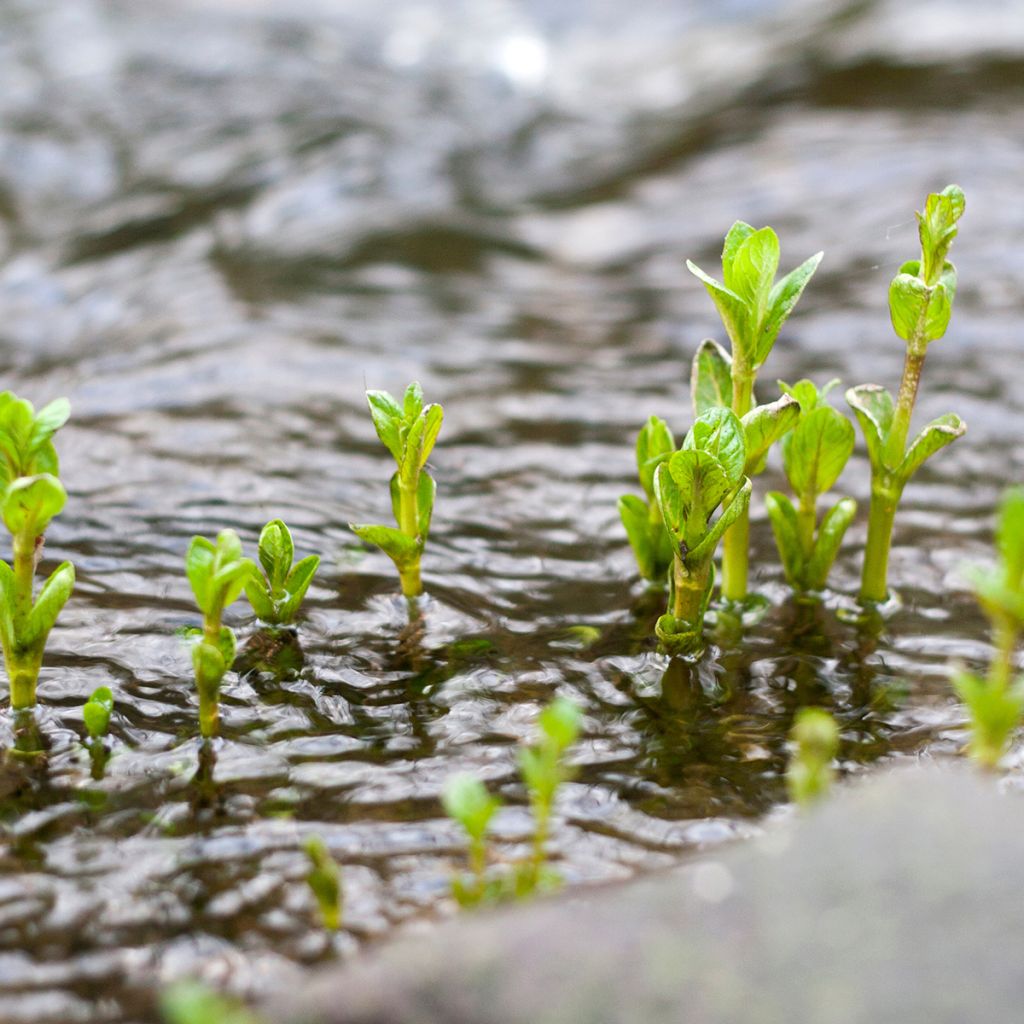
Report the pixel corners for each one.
[0,0,1022,1020]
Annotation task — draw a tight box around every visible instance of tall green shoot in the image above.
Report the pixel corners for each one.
[245,519,319,626]
[303,835,343,931]
[954,488,1024,768]
[849,185,967,604]
[766,379,857,593]
[350,382,442,599]
[654,408,752,656]
[185,530,255,738]
[619,416,675,583]
[442,773,501,908]
[687,227,822,602]
[0,393,75,709]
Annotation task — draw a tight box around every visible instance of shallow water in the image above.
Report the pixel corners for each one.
[0,0,1021,1020]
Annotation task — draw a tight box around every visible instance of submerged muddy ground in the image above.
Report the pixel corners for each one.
[0,0,1022,1020]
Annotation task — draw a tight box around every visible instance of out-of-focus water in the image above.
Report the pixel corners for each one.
[0,0,1021,1020]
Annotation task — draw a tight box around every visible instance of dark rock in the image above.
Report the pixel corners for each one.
[274,766,1024,1024]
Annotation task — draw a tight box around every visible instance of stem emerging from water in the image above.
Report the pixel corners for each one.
[721,368,754,602]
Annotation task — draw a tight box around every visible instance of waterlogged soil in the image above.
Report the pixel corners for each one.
[0,0,1022,1020]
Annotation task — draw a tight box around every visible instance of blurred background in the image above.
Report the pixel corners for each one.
[1,0,1023,1020]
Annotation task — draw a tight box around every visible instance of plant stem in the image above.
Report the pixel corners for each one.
[797,495,817,561]
[884,340,927,468]
[721,368,755,602]
[672,557,712,626]
[199,608,223,739]
[860,480,900,604]
[991,621,1018,690]
[398,478,423,598]
[9,531,39,710]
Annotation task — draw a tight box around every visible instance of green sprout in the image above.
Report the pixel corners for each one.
[953,488,1024,768]
[244,519,320,626]
[653,408,752,656]
[786,707,840,808]
[160,981,263,1024]
[0,392,75,710]
[442,772,502,908]
[619,416,676,583]
[350,382,443,599]
[303,834,343,931]
[765,379,857,593]
[83,686,114,740]
[849,185,967,604]
[185,530,255,739]
[516,696,582,893]
[687,226,822,602]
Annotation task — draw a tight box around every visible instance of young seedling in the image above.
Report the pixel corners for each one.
[848,185,967,604]
[765,379,857,593]
[350,382,442,600]
[442,772,501,908]
[516,696,582,893]
[619,416,676,583]
[687,227,822,602]
[0,392,75,710]
[653,408,752,656]
[953,488,1024,768]
[303,834,343,930]
[786,707,840,808]
[83,686,114,741]
[185,530,255,739]
[244,519,320,626]
[160,981,263,1024]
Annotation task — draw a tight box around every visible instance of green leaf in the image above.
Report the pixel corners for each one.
[721,221,755,276]
[687,477,752,565]
[0,559,13,650]
[245,577,278,622]
[954,668,1024,767]
[779,377,839,414]
[784,406,855,498]
[742,394,800,475]
[805,497,857,591]
[442,773,500,842]
[281,555,320,621]
[619,494,657,581]
[161,981,261,1024]
[26,561,74,646]
[214,625,237,670]
[29,398,70,452]
[538,697,582,753]
[418,471,437,538]
[350,522,421,567]
[726,227,779,316]
[366,390,404,463]
[417,404,444,468]
[766,491,804,586]
[898,413,966,482]
[403,381,425,422]
[258,519,294,590]
[83,686,114,740]
[918,184,965,285]
[888,272,929,341]
[846,385,895,472]
[683,407,746,489]
[663,450,730,544]
[690,339,733,416]
[192,640,226,698]
[757,250,823,366]
[186,536,216,615]
[636,416,676,499]
[996,487,1024,590]
[2,473,67,536]
[685,260,747,352]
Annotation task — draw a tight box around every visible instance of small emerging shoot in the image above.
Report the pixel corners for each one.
[160,981,263,1024]
[654,408,752,656]
[687,226,822,602]
[350,382,442,600]
[245,519,320,626]
[849,185,967,604]
[786,707,839,808]
[619,416,676,583]
[303,834,343,931]
[83,686,114,741]
[766,379,857,593]
[185,530,255,739]
[0,392,75,710]
[954,488,1024,768]
[442,772,501,908]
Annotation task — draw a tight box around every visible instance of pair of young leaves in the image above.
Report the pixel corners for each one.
[350,382,442,578]
[0,394,75,694]
[955,488,1024,766]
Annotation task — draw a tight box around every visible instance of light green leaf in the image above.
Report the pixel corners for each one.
[418,470,437,538]
[258,519,294,590]
[2,473,67,537]
[766,491,804,586]
[742,394,800,475]
[366,390,403,462]
[846,384,894,472]
[619,494,657,581]
[784,406,855,498]
[538,697,582,753]
[685,260,747,352]
[281,555,320,621]
[996,487,1024,590]
[442,773,500,841]
[779,377,841,415]
[690,339,733,417]
[686,477,752,565]
[29,398,70,452]
[186,536,216,615]
[683,407,746,489]
[726,227,779,317]
[666,449,731,543]
[757,250,823,366]
[403,381,425,422]
[214,625,237,670]
[25,561,74,646]
[918,184,965,284]
[350,522,421,567]
[898,413,965,482]
[888,272,929,342]
[192,640,226,698]
[805,497,857,591]
[83,686,114,740]
[418,404,444,468]
[721,221,755,276]
[244,577,277,622]
[636,416,675,499]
